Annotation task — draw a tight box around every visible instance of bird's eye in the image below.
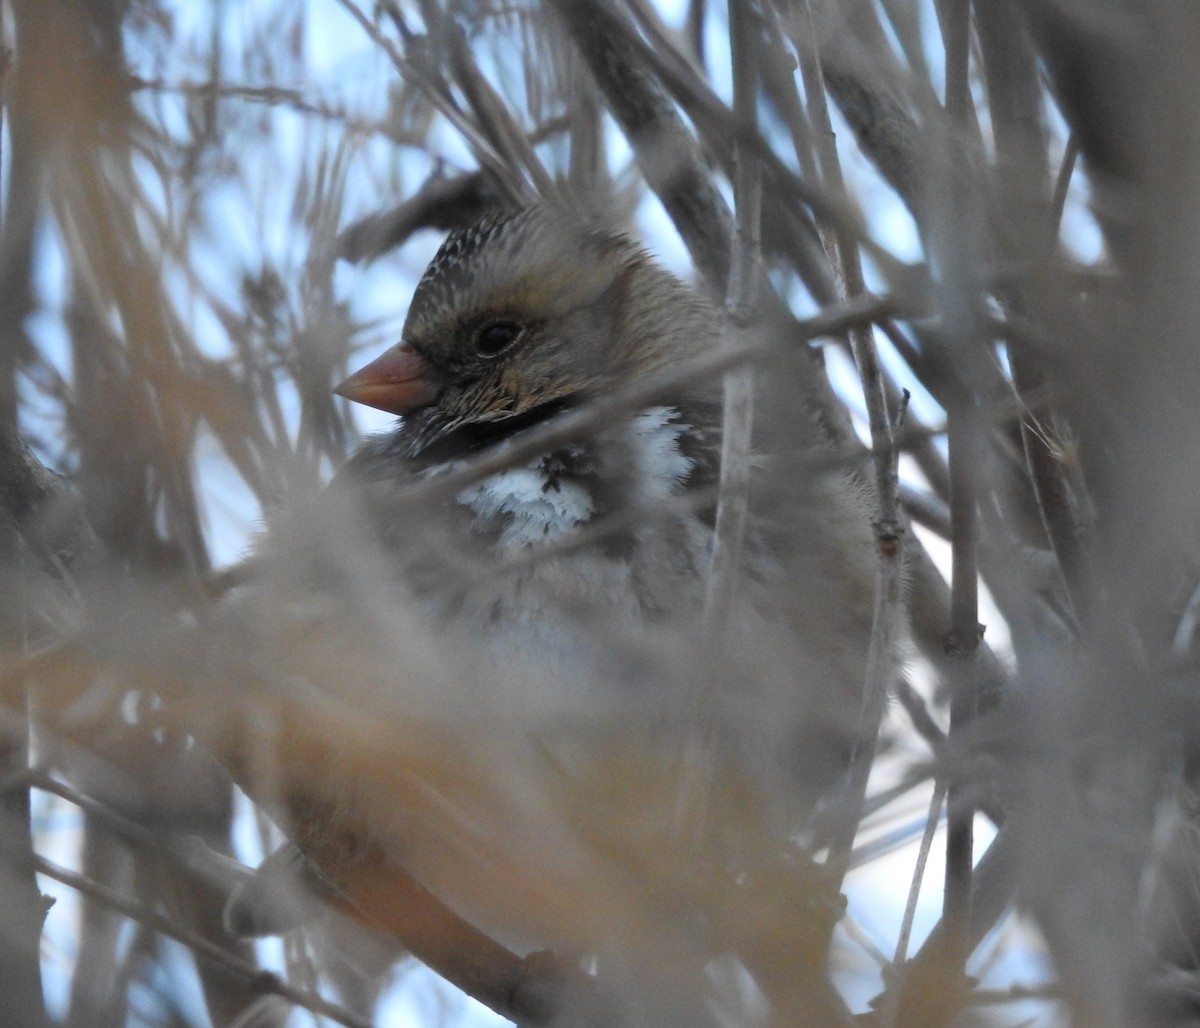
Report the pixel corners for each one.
[475,321,522,357]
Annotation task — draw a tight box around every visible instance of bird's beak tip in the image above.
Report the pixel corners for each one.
[334,342,439,416]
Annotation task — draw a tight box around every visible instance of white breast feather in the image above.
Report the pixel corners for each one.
[458,468,593,549]
[630,407,693,503]
[457,406,695,551]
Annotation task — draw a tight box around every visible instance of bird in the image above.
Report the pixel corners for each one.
[231,204,878,1023]
[328,205,875,762]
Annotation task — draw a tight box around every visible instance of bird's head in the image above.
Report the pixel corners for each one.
[335,207,715,451]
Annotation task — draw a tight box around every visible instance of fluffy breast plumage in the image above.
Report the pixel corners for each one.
[348,405,719,682]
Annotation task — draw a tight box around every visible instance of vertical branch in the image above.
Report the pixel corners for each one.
[795,0,907,892]
[943,400,980,959]
[677,0,763,843]
[0,7,49,1023]
[703,0,761,630]
[976,0,1092,624]
[941,0,971,120]
[565,50,603,199]
[939,0,980,972]
[685,0,707,67]
[0,784,48,1028]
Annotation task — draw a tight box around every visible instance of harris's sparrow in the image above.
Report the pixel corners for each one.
[238,205,877,1017]
[331,206,874,777]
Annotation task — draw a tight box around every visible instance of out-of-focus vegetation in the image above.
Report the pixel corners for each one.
[2,2,1200,1026]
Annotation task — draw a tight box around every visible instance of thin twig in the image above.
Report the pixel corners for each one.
[889,823,1020,1024]
[332,0,531,207]
[897,783,948,968]
[33,854,371,1028]
[129,77,389,135]
[1050,133,1080,238]
[878,782,947,1028]
[968,982,1062,1006]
